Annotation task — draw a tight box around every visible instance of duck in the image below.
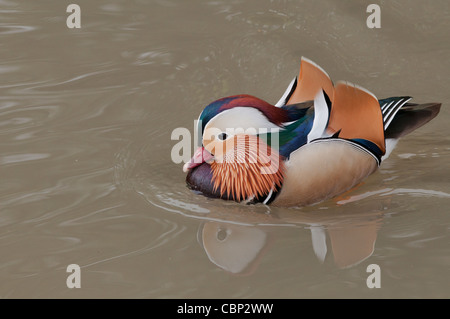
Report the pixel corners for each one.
[182,57,441,207]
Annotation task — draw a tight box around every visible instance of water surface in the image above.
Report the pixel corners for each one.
[1,0,449,298]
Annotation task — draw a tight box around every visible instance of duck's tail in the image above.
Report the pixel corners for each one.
[382,101,441,160]
[384,101,441,138]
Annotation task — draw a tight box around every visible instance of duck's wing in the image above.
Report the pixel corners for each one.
[275,59,440,166]
[275,57,335,107]
[278,82,385,163]
[326,81,386,155]
[273,85,383,207]
[272,57,335,157]
[275,77,297,107]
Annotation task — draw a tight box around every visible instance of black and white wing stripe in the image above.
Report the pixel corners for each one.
[379,96,411,162]
[275,77,297,107]
[307,89,332,143]
[380,96,412,129]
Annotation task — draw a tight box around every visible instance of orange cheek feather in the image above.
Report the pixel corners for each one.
[210,135,285,202]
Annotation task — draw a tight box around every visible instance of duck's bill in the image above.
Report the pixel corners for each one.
[183,147,214,173]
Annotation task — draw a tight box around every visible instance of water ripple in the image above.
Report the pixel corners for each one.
[0,24,36,35]
[0,153,49,165]
[80,218,186,269]
[381,188,450,198]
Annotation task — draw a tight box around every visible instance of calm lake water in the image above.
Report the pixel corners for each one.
[1,0,449,298]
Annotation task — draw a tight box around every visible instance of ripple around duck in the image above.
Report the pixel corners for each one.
[113,133,397,232]
[335,186,450,205]
[113,138,280,225]
[381,188,450,199]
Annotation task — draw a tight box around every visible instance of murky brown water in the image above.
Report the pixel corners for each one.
[1,0,449,298]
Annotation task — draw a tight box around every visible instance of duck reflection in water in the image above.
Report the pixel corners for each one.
[197,197,389,273]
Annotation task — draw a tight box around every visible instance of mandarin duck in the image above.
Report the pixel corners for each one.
[183,58,441,207]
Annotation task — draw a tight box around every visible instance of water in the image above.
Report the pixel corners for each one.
[1,0,449,298]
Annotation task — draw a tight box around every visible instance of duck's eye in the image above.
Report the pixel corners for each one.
[218,132,228,141]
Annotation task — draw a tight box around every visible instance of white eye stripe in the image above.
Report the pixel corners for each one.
[204,107,280,134]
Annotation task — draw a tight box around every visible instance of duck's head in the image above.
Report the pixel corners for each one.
[183,94,290,202]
